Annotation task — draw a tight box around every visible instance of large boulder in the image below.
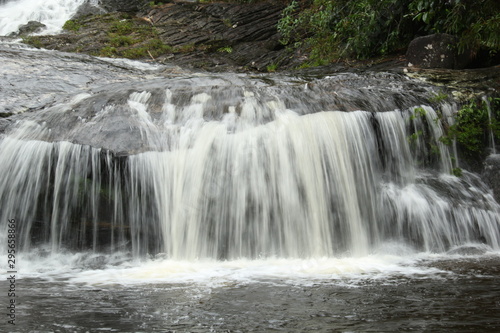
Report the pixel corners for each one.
[9,21,46,37]
[406,33,473,69]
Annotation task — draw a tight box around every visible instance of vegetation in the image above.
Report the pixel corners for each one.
[278,0,500,66]
[21,36,43,48]
[56,13,174,59]
[62,19,82,32]
[217,46,233,53]
[439,96,500,163]
[266,63,278,72]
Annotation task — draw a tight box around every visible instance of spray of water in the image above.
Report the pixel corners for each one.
[0,0,86,36]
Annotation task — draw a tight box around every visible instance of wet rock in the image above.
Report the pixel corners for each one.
[72,0,107,19]
[447,245,488,255]
[406,33,473,69]
[482,154,500,202]
[21,1,291,72]
[10,21,46,37]
[99,0,150,13]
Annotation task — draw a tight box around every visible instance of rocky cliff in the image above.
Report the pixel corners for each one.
[22,0,295,72]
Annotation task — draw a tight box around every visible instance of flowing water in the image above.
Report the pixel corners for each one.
[0,0,86,36]
[1,4,500,331]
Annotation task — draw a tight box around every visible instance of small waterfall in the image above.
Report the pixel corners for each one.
[0,0,86,36]
[483,96,497,154]
[1,77,499,259]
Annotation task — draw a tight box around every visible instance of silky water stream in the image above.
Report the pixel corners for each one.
[0,41,499,331]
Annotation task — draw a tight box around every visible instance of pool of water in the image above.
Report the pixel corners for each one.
[3,253,500,332]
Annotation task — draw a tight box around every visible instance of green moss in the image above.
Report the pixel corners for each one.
[121,47,148,59]
[266,63,278,72]
[144,38,173,57]
[21,36,43,48]
[439,96,500,165]
[429,92,450,104]
[217,46,233,53]
[99,46,118,57]
[63,19,82,32]
[452,167,463,177]
[109,35,135,47]
[174,44,196,53]
[109,20,134,35]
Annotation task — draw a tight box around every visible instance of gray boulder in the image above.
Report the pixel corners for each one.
[406,33,472,69]
[10,21,46,37]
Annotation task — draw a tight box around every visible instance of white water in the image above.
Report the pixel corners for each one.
[0,0,86,36]
[483,96,497,154]
[1,86,499,263]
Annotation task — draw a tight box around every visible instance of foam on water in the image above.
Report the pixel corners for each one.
[4,250,437,286]
[8,244,498,288]
[0,0,86,36]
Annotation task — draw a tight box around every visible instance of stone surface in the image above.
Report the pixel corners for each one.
[406,33,472,69]
[98,0,148,13]
[10,21,46,37]
[71,1,107,19]
[21,1,293,72]
[482,154,500,203]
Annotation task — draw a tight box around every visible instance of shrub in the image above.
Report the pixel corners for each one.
[278,0,500,64]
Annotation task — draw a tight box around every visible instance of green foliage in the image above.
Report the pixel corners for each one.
[410,106,427,120]
[266,63,278,72]
[62,20,82,32]
[439,97,500,161]
[408,130,423,144]
[217,46,233,53]
[451,167,463,177]
[429,92,449,104]
[409,0,500,53]
[278,0,415,62]
[148,1,164,7]
[449,99,489,152]
[278,0,500,65]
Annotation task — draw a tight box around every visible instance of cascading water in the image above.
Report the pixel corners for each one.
[1,74,499,262]
[0,0,86,36]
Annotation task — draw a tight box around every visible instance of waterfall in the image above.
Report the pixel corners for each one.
[0,0,86,36]
[1,79,499,260]
[483,96,497,154]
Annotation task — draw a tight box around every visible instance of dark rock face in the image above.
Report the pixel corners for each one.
[10,21,46,37]
[482,154,500,202]
[98,0,149,13]
[72,1,107,19]
[406,33,472,69]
